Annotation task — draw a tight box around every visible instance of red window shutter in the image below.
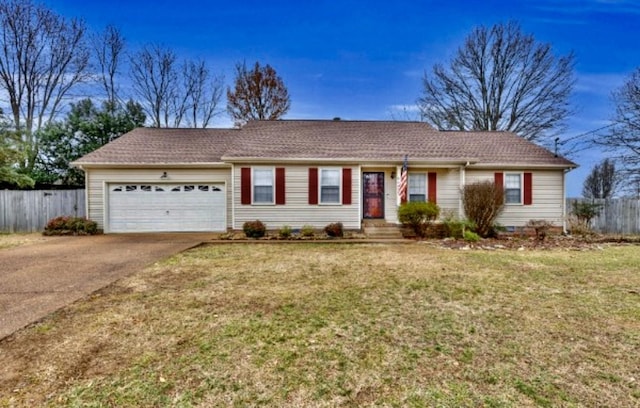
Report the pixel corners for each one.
[428,172,437,203]
[342,168,352,205]
[523,172,533,205]
[308,168,318,204]
[494,172,504,187]
[241,167,251,205]
[275,167,285,205]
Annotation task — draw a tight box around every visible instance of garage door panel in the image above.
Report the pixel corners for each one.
[108,183,225,233]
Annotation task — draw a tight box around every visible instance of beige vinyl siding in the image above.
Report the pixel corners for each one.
[465,169,565,226]
[430,168,460,219]
[394,167,461,222]
[85,167,232,230]
[233,164,361,229]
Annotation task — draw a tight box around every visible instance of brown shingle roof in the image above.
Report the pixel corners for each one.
[223,120,576,167]
[73,120,576,168]
[73,127,237,165]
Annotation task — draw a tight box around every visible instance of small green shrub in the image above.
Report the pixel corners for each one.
[463,230,481,242]
[442,215,476,239]
[571,201,602,227]
[43,216,98,236]
[243,220,266,238]
[397,201,440,238]
[300,225,315,237]
[278,225,292,239]
[324,222,344,238]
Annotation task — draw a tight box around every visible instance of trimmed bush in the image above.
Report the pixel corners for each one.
[243,220,266,238]
[324,222,344,238]
[462,180,504,238]
[397,201,440,238]
[463,230,481,242]
[300,225,315,237]
[278,225,292,239]
[43,216,98,236]
[442,214,476,239]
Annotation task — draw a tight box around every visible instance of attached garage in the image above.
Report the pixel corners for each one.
[107,183,226,233]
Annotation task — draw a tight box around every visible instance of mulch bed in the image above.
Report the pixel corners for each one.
[420,234,640,251]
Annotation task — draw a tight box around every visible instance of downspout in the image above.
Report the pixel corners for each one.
[459,162,469,218]
[81,165,89,221]
[562,168,569,234]
[230,163,235,230]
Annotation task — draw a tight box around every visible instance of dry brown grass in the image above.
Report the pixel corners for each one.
[1,243,639,407]
[0,233,47,250]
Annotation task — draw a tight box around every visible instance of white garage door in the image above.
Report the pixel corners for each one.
[108,183,225,232]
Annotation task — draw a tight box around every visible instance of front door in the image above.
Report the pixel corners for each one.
[363,172,385,219]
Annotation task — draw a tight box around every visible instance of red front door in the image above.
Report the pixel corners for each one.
[363,172,385,219]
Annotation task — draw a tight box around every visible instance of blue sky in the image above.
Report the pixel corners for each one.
[48,0,640,196]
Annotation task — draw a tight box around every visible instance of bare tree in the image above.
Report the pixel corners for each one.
[178,60,224,128]
[582,158,619,199]
[0,0,89,172]
[227,61,290,126]
[129,46,223,128]
[129,44,178,128]
[597,68,640,191]
[93,24,125,109]
[418,21,575,144]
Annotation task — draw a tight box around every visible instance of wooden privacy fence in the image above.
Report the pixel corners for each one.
[0,189,86,233]
[566,198,640,235]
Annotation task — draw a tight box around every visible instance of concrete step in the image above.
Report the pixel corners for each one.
[363,223,404,239]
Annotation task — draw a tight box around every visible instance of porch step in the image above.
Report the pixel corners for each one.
[362,222,404,239]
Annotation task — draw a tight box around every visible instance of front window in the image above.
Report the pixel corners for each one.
[505,173,522,204]
[408,173,426,202]
[253,168,274,203]
[320,169,340,203]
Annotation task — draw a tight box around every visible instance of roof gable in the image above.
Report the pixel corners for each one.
[73,127,238,165]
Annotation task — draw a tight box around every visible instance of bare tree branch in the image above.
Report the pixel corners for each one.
[594,67,640,193]
[0,0,89,171]
[582,158,619,198]
[129,44,177,127]
[93,24,125,109]
[182,60,223,128]
[418,21,575,145]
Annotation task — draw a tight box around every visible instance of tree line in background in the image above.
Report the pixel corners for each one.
[0,0,637,196]
[0,0,290,187]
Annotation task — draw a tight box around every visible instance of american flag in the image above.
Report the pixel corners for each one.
[398,155,408,202]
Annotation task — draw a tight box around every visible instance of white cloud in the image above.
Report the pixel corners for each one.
[575,72,627,96]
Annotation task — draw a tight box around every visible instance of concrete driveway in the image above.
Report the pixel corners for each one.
[0,233,212,340]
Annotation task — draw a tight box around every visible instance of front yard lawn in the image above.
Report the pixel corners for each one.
[0,233,46,250]
[1,244,639,407]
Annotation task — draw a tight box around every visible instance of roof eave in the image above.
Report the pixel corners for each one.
[71,162,231,169]
[221,156,478,165]
[469,162,578,170]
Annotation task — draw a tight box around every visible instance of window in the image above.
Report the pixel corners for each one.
[408,173,426,202]
[253,168,274,203]
[320,169,340,203]
[505,173,522,204]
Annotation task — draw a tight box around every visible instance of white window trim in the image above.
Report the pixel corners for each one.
[504,172,523,206]
[408,172,427,203]
[319,167,342,205]
[252,167,275,205]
